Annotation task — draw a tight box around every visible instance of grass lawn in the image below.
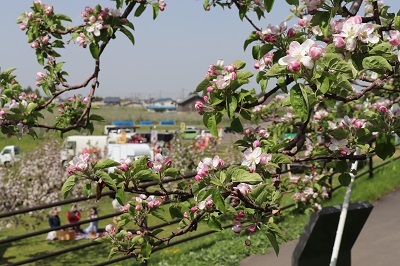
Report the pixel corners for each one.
[1,155,400,266]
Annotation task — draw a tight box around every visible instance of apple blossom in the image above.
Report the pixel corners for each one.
[241,147,262,172]
[329,138,350,155]
[86,21,103,36]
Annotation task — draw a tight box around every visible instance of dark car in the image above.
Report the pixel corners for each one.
[224,126,234,133]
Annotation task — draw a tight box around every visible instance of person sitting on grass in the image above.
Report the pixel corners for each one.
[83,207,99,237]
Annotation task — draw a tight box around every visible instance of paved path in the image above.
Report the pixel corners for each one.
[240,189,400,266]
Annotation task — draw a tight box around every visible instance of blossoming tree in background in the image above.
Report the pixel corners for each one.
[1,0,400,263]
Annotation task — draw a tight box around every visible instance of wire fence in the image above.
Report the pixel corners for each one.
[1,151,400,266]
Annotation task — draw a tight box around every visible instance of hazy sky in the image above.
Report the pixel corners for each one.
[1,1,400,100]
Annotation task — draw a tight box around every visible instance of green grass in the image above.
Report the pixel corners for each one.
[1,158,400,266]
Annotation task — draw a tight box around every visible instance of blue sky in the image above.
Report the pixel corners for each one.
[1,1,400,100]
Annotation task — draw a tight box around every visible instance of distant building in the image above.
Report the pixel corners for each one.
[176,94,203,112]
[146,97,177,112]
[104,97,121,105]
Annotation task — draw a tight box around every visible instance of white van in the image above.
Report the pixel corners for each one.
[107,143,154,162]
[60,135,109,166]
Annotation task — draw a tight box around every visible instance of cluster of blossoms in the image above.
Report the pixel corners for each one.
[332,16,379,51]
[147,153,171,172]
[67,153,90,175]
[135,194,162,210]
[195,155,224,181]
[278,39,326,72]
[231,211,255,246]
[205,60,238,90]
[364,0,384,16]
[291,170,328,211]
[338,115,365,130]
[254,53,274,71]
[197,195,214,210]
[302,0,322,15]
[58,94,90,114]
[259,21,287,43]
[313,109,329,120]
[158,0,167,11]
[295,16,323,38]
[76,5,122,47]
[117,158,133,171]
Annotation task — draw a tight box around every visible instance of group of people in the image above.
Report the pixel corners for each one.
[46,205,99,240]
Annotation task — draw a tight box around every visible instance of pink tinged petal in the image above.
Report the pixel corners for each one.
[300,56,314,69]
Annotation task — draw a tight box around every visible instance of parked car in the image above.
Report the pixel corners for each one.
[0,145,22,166]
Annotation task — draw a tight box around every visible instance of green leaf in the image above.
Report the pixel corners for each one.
[271,154,292,164]
[264,63,287,77]
[203,112,218,136]
[231,169,263,183]
[55,14,72,22]
[336,160,348,173]
[290,84,309,122]
[89,42,99,60]
[94,158,120,170]
[141,242,152,259]
[62,175,77,198]
[26,103,38,115]
[394,16,400,31]
[265,231,279,256]
[330,128,349,140]
[152,2,159,20]
[96,171,118,192]
[108,248,118,260]
[244,31,259,51]
[89,114,105,122]
[196,78,210,92]
[135,169,160,182]
[119,26,135,46]
[319,76,330,94]
[135,3,147,17]
[83,183,91,198]
[369,43,393,55]
[116,188,126,205]
[231,117,244,133]
[164,168,179,178]
[264,0,275,12]
[375,133,395,160]
[285,0,299,5]
[232,60,246,70]
[362,56,392,74]
[207,216,222,231]
[151,208,168,223]
[227,95,238,118]
[169,206,183,219]
[211,188,226,213]
[338,173,352,186]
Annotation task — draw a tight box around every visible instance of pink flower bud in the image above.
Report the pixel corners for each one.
[203,95,209,102]
[287,61,301,72]
[333,36,345,48]
[252,139,260,148]
[249,225,256,233]
[232,221,242,234]
[20,24,26,31]
[378,106,388,114]
[238,211,245,218]
[135,205,142,211]
[190,206,198,212]
[245,239,251,246]
[195,101,204,110]
[287,28,296,38]
[194,175,203,181]
[30,41,39,49]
